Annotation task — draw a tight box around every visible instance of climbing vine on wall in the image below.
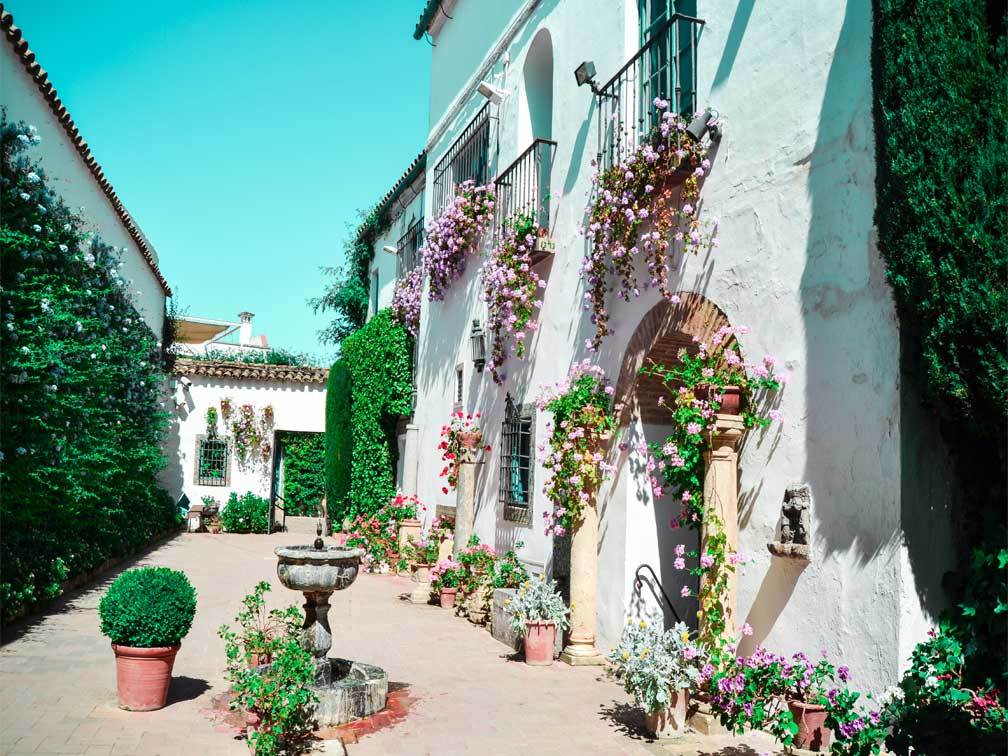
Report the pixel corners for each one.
[324,309,412,523]
[277,431,326,517]
[0,118,179,620]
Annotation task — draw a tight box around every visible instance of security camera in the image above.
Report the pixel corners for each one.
[179,376,192,390]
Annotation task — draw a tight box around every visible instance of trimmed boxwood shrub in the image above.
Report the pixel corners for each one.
[325,309,412,524]
[1,118,180,621]
[324,360,352,522]
[220,492,270,534]
[277,432,325,516]
[99,567,196,648]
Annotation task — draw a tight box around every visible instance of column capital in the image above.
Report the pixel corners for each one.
[709,414,745,451]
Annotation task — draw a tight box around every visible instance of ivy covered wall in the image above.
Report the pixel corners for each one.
[277,431,326,516]
[324,309,412,524]
[872,0,1007,531]
[0,120,179,620]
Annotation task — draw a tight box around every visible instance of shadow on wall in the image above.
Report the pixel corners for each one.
[797,0,953,619]
[159,384,188,501]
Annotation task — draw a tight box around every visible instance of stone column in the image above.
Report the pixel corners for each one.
[402,423,420,496]
[452,451,480,559]
[560,500,605,665]
[701,413,744,638]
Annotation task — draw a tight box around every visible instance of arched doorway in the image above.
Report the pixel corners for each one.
[609,293,734,634]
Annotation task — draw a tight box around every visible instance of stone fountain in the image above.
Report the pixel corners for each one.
[273,525,387,726]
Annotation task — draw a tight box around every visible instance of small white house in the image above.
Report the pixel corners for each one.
[164,311,328,520]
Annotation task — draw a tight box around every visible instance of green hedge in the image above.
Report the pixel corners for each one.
[0,119,179,621]
[872,0,1007,524]
[324,309,412,523]
[324,360,352,520]
[220,492,270,534]
[277,431,325,516]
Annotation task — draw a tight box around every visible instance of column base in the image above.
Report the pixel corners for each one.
[408,581,432,604]
[559,647,605,666]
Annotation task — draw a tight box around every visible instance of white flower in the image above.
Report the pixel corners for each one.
[32,224,41,233]
[58,244,68,253]
[20,346,29,354]
[16,134,29,143]
[26,171,40,183]
[75,322,83,332]
[101,344,107,351]
[19,192,30,201]
[16,447,26,455]
[90,353,97,359]
[37,204,46,214]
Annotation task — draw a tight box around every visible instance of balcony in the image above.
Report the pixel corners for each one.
[492,138,557,264]
[431,102,492,218]
[596,13,705,170]
[396,215,424,280]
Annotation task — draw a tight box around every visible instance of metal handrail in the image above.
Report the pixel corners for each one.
[492,138,557,239]
[634,563,684,627]
[597,14,705,94]
[431,102,492,217]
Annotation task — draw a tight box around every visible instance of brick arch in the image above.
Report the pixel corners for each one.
[613,293,733,426]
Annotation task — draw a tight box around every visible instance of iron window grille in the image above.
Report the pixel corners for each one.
[431,102,492,219]
[493,138,557,252]
[397,216,424,280]
[596,12,705,170]
[455,366,464,405]
[500,393,534,524]
[196,436,229,487]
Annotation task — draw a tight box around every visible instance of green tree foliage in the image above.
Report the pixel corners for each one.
[324,309,412,523]
[872,0,1007,521]
[324,360,352,521]
[98,567,197,648]
[0,119,180,621]
[276,431,325,516]
[309,206,389,347]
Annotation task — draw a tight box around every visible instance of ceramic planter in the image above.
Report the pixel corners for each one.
[439,586,458,609]
[523,621,556,665]
[644,688,689,740]
[788,700,832,751]
[458,430,483,449]
[111,643,180,711]
[694,384,742,414]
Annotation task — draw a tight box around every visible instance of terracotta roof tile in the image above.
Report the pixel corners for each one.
[172,358,329,385]
[1,5,172,296]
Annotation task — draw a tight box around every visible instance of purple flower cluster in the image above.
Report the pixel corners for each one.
[390,265,423,336]
[424,180,495,301]
[582,100,718,351]
[481,217,545,383]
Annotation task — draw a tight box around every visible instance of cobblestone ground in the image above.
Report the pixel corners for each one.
[1,529,785,756]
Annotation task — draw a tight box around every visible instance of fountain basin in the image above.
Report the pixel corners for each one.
[275,545,364,593]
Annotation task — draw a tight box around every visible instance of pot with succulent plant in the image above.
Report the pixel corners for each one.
[99,567,197,711]
[505,574,570,666]
[430,558,463,608]
[607,619,706,739]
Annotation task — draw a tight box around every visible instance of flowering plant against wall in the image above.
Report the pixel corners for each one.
[537,361,617,536]
[229,402,274,466]
[643,325,782,652]
[390,265,423,336]
[481,213,545,383]
[437,412,489,495]
[206,407,219,436]
[582,100,718,351]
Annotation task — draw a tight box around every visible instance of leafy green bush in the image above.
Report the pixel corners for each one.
[277,432,325,516]
[99,567,196,647]
[221,584,317,756]
[325,309,412,523]
[0,118,180,621]
[220,492,270,534]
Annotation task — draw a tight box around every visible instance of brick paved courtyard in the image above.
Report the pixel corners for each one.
[1,530,784,755]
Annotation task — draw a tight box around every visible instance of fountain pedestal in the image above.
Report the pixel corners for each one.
[274,544,388,726]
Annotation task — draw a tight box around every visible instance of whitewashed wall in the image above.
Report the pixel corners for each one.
[371,185,426,316]
[1,42,167,340]
[382,0,955,697]
[164,376,326,508]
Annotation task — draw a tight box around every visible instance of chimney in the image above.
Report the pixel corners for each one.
[238,311,254,346]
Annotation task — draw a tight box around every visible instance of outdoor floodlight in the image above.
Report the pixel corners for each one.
[477,81,508,105]
[470,319,486,373]
[686,109,722,143]
[383,245,397,254]
[574,60,597,88]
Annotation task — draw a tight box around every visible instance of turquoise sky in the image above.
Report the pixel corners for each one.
[10,1,431,362]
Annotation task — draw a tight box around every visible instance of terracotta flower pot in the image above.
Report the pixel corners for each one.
[249,652,271,667]
[523,621,556,665]
[439,586,457,609]
[111,643,180,711]
[694,384,742,414]
[788,700,832,751]
[644,688,689,740]
[458,430,483,449]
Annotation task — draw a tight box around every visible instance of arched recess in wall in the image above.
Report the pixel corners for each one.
[520,28,554,145]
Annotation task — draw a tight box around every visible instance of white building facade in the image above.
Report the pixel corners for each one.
[367,0,956,695]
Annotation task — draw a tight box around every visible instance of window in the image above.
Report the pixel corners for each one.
[370,269,379,316]
[500,393,534,523]
[638,0,698,115]
[397,216,424,280]
[196,436,229,486]
[455,365,464,405]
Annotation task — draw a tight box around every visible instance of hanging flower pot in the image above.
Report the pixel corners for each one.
[788,700,831,751]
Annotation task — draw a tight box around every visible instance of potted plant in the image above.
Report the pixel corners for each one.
[782,652,837,751]
[505,574,569,665]
[431,513,455,562]
[430,558,463,608]
[405,534,440,584]
[216,581,300,667]
[457,537,497,623]
[98,567,197,711]
[607,619,706,739]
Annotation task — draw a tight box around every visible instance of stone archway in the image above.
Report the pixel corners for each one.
[610,292,744,638]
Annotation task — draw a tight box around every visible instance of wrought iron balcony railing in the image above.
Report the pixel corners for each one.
[492,138,557,262]
[597,14,705,170]
[431,102,492,218]
[396,215,423,280]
